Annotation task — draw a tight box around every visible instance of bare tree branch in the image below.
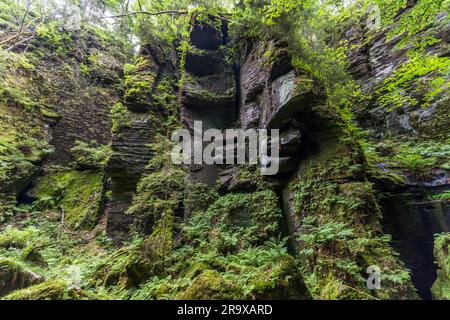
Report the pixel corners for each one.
[6,34,35,51]
[12,0,33,49]
[82,10,238,24]
[81,10,189,22]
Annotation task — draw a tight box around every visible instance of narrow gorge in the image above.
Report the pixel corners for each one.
[0,0,448,301]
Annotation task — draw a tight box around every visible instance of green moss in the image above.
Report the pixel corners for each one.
[21,244,47,267]
[111,102,132,134]
[127,135,186,232]
[0,51,53,197]
[251,255,310,299]
[376,52,449,111]
[1,279,87,300]
[33,170,105,229]
[186,190,282,252]
[431,233,450,300]
[122,55,157,110]
[429,191,450,202]
[186,262,211,279]
[283,104,417,300]
[70,140,111,170]
[35,21,72,53]
[0,258,43,297]
[39,107,61,119]
[0,227,38,249]
[184,183,218,215]
[92,246,153,289]
[177,270,243,300]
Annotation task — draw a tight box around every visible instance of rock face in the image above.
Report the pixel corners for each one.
[0,259,43,297]
[228,39,319,187]
[105,45,177,243]
[0,27,123,223]
[431,233,450,300]
[40,34,122,164]
[344,10,449,138]
[181,17,236,186]
[97,13,418,299]
[106,121,154,241]
[235,37,417,299]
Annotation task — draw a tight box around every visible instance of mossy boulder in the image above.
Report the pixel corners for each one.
[1,279,92,300]
[186,262,211,279]
[177,270,243,300]
[21,244,47,267]
[431,233,450,300]
[0,226,38,249]
[92,247,153,289]
[250,255,311,300]
[0,258,43,297]
[123,56,158,112]
[32,169,105,229]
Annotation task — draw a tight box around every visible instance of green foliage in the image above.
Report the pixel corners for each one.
[430,190,450,201]
[91,243,154,289]
[297,211,414,299]
[0,227,39,249]
[377,52,449,111]
[393,153,436,173]
[111,102,131,133]
[297,218,354,250]
[367,138,450,174]
[127,134,186,231]
[288,146,416,299]
[36,21,72,52]
[371,0,449,47]
[184,183,219,215]
[185,190,281,253]
[129,237,308,300]
[431,233,450,299]
[70,140,111,170]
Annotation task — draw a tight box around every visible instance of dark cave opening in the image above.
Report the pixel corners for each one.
[16,181,36,205]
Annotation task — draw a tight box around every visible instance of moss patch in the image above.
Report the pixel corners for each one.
[32,169,105,229]
[177,270,243,300]
[0,258,43,297]
[1,279,92,300]
[431,233,450,300]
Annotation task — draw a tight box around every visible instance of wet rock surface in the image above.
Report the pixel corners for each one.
[344,12,449,137]
[380,185,450,299]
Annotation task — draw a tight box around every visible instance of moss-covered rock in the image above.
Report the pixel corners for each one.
[0,226,38,249]
[431,233,450,300]
[185,262,211,279]
[1,279,93,300]
[32,169,105,229]
[282,103,417,300]
[21,244,47,267]
[0,258,43,297]
[177,270,243,300]
[123,56,158,112]
[250,255,310,300]
[92,246,153,289]
[187,190,282,252]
